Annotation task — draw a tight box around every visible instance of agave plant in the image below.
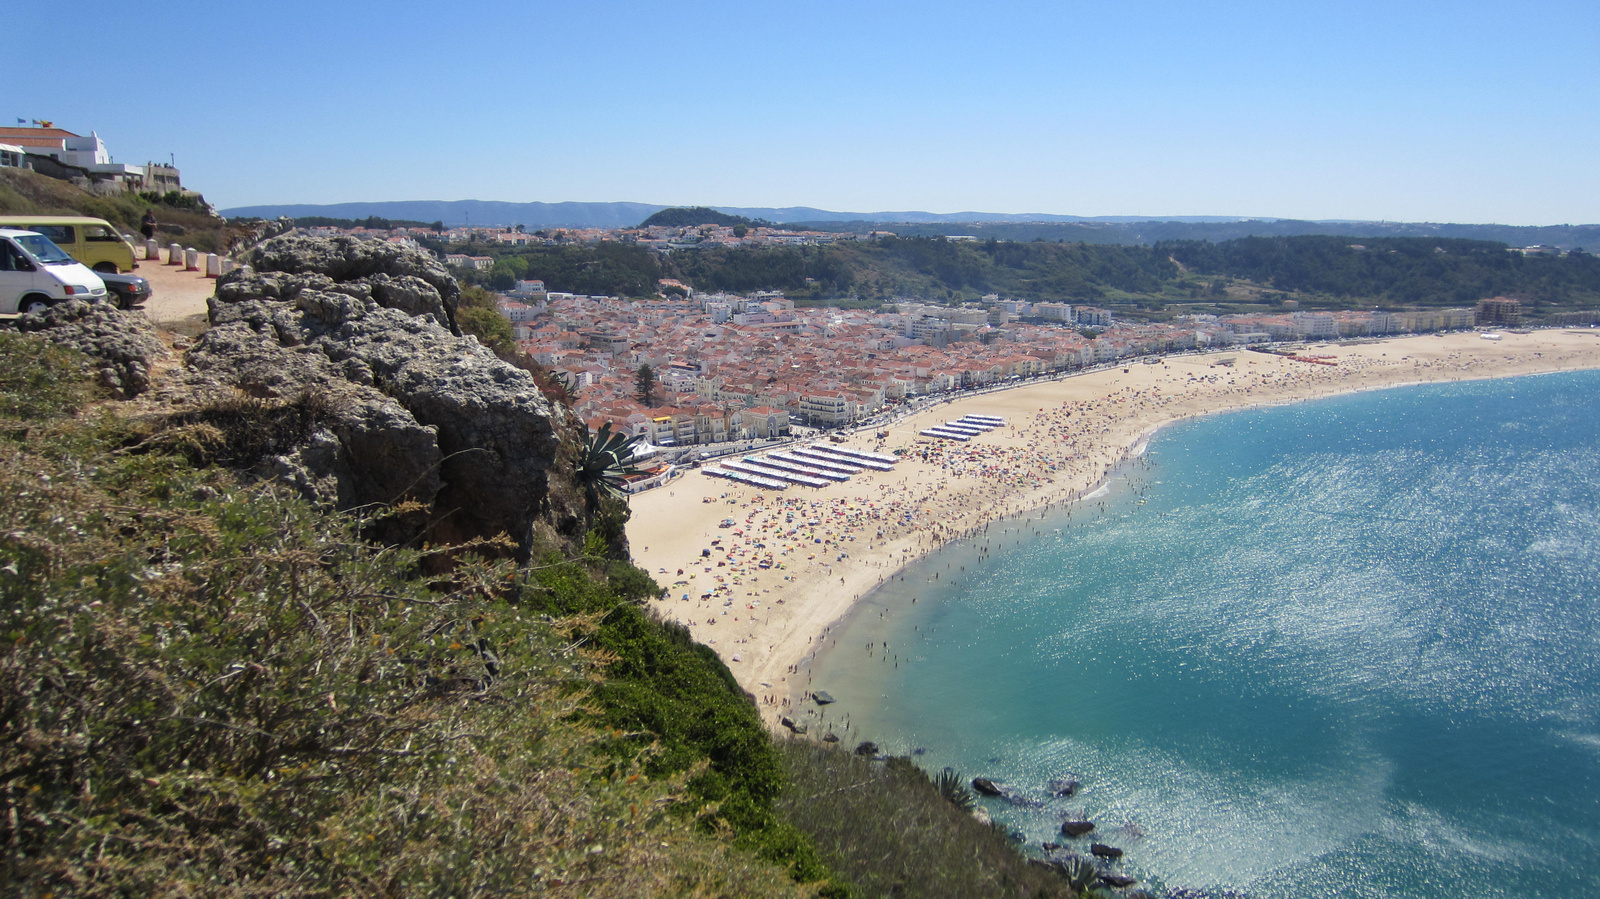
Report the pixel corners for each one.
[577,421,643,509]
[936,767,975,812]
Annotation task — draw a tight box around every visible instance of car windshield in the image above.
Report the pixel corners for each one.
[13,233,76,265]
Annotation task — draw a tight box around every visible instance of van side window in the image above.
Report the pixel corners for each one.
[31,225,73,244]
[84,224,118,242]
[0,240,21,272]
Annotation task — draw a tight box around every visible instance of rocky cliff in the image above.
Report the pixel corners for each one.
[14,235,593,560]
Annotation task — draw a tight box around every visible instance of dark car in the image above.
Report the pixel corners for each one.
[99,271,152,310]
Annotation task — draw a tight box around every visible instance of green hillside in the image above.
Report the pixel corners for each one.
[459,232,1600,318]
[0,168,230,252]
[638,206,763,228]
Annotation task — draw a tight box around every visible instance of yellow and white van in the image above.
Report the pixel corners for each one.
[0,216,137,273]
[0,228,108,314]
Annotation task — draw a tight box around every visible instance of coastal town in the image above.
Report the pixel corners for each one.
[482,269,1498,452]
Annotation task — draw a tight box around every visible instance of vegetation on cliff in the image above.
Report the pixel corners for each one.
[0,332,815,896]
[0,327,1082,897]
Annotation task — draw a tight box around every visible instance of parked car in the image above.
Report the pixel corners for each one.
[0,216,138,273]
[0,228,107,314]
[99,270,152,310]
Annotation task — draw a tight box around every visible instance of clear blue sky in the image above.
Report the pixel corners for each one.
[13,1,1596,224]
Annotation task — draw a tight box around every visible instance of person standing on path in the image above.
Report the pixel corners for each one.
[140,209,157,241]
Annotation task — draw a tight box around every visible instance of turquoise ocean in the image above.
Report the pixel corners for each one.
[809,369,1600,898]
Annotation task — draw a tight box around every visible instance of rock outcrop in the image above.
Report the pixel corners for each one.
[232,234,462,334]
[171,236,585,558]
[11,300,167,398]
[12,235,592,560]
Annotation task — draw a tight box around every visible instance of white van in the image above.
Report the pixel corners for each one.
[0,228,108,314]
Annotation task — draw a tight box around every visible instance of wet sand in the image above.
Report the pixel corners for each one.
[627,329,1600,726]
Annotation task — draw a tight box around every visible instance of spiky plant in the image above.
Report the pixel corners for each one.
[936,767,976,812]
[1059,855,1116,895]
[578,421,644,510]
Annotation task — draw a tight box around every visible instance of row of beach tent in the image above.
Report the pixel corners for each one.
[920,414,1006,442]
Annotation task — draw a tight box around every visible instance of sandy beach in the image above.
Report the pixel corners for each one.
[628,329,1600,727]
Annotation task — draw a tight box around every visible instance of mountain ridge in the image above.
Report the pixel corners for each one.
[220,200,1598,249]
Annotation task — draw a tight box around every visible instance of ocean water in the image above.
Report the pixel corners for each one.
[809,370,1600,898]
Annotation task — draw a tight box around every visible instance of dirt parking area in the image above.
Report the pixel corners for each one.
[134,246,216,327]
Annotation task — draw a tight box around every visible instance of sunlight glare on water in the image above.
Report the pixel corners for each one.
[810,370,1600,898]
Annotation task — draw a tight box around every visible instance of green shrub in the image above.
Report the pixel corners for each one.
[521,558,841,885]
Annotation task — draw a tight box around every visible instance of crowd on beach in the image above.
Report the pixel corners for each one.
[635,332,1600,724]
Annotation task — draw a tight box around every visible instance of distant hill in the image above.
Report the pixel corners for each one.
[219,199,1600,250]
[222,199,665,230]
[637,206,760,228]
[793,218,1600,250]
[222,199,1268,230]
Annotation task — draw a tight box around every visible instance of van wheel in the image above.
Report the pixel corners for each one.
[19,295,52,315]
[93,261,118,273]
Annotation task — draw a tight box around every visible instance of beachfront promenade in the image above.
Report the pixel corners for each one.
[628,330,1600,727]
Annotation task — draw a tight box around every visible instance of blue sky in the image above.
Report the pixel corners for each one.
[12,1,1596,224]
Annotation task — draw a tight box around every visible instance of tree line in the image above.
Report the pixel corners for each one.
[1160,236,1600,308]
[458,233,1600,311]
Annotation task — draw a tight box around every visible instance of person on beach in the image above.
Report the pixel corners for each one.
[140,209,157,241]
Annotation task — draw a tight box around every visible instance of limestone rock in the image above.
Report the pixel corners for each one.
[12,300,167,398]
[223,234,460,334]
[182,268,583,557]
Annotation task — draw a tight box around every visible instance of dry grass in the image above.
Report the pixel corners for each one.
[0,335,813,897]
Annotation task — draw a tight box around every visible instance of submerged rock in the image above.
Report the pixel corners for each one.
[1047,776,1080,797]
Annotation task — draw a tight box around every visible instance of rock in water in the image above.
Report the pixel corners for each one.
[971,777,1005,796]
[1089,843,1124,859]
[854,741,879,756]
[1060,820,1095,838]
[812,690,835,705]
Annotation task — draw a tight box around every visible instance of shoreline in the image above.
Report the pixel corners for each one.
[627,329,1600,728]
